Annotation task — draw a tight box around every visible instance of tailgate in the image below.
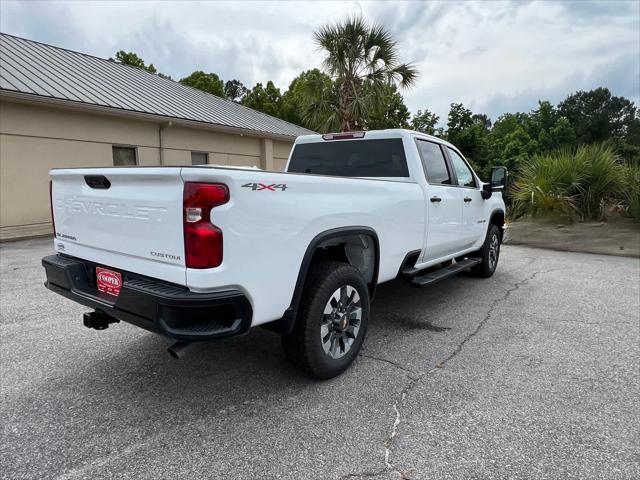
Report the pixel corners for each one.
[50,168,186,285]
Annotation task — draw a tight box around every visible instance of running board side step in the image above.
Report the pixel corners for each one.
[401,266,421,276]
[411,258,481,287]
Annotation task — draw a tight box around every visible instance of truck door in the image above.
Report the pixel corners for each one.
[446,147,486,249]
[414,138,464,262]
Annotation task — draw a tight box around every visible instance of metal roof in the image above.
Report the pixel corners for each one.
[0,33,314,139]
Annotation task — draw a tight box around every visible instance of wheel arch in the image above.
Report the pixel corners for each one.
[280,226,380,336]
[489,209,506,238]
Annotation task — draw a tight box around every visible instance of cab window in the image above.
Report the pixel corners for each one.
[288,139,409,177]
[415,139,452,185]
[447,148,476,188]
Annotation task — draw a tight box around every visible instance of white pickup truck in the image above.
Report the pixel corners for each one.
[43,129,506,378]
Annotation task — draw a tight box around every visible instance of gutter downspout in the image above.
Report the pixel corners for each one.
[158,121,172,166]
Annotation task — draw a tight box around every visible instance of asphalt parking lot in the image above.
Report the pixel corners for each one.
[1,238,638,479]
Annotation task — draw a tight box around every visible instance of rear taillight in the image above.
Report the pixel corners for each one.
[49,180,56,238]
[183,182,229,269]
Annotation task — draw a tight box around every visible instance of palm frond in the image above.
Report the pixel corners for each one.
[390,63,419,88]
[310,15,419,131]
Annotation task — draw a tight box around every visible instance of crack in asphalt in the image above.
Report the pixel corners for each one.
[384,403,401,468]
[338,469,388,479]
[359,354,421,380]
[341,267,557,480]
[552,318,635,326]
[55,438,151,480]
[432,268,557,370]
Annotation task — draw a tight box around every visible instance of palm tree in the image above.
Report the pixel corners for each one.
[302,16,418,132]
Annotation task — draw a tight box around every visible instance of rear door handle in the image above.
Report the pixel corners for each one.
[464,197,472,202]
[430,196,442,203]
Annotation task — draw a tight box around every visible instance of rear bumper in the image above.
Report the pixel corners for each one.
[42,254,252,341]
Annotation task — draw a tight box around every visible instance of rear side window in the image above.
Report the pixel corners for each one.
[288,139,409,177]
[415,139,451,185]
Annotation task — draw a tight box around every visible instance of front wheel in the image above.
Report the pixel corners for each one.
[471,224,502,278]
[282,260,370,379]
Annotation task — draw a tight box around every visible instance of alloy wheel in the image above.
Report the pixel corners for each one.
[488,233,500,271]
[320,285,362,360]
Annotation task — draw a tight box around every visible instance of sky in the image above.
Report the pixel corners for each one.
[1,0,639,125]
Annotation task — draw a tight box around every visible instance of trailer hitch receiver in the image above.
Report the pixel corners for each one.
[83,310,119,330]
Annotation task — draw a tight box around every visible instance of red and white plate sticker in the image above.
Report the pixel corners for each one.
[96,267,122,297]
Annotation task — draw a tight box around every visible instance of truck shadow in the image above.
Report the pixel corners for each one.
[23,269,521,454]
[71,270,512,376]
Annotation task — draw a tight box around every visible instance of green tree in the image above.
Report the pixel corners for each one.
[486,105,577,173]
[111,50,158,74]
[559,87,638,144]
[411,109,440,135]
[528,100,576,152]
[242,81,283,117]
[489,113,538,171]
[281,69,334,128]
[366,84,410,130]
[472,113,492,130]
[446,103,473,136]
[500,128,537,171]
[444,103,492,176]
[179,71,225,97]
[307,16,418,132]
[224,79,249,103]
[611,115,640,164]
[549,117,576,149]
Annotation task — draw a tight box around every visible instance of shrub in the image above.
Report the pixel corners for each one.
[510,144,628,221]
[576,144,625,219]
[511,148,584,219]
[621,163,640,219]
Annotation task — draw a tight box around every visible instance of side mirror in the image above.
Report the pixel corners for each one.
[481,166,508,200]
[491,166,507,191]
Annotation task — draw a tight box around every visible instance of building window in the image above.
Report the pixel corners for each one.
[112,146,137,166]
[191,152,208,165]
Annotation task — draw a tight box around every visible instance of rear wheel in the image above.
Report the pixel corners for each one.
[471,224,501,278]
[282,260,370,379]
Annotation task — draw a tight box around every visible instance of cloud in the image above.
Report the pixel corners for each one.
[397,0,639,122]
[1,0,638,125]
[558,0,639,23]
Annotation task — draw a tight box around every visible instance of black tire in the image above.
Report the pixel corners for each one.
[471,224,501,278]
[282,260,370,379]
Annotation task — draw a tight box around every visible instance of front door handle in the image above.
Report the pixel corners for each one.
[464,197,472,203]
[430,196,442,203]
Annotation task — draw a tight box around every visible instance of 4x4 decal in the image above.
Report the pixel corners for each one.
[242,182,288,191]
